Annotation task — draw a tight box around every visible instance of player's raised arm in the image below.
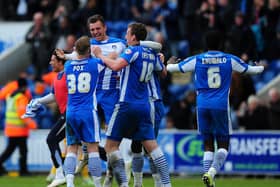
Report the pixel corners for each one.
[245,61,265,74]
[140,40,162,53]
[231,55,265,75]
[92,46,128,71]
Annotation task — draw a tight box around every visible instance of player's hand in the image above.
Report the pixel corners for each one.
[254,61,266,73]
[167,56,181,64]
[112,75,120,80]
[22,99,43,119]
[108,52,118,59]
[158,53,165,63]
[55,48,66,60]
[92,46,102,58]
[254,60,266,67]
[26,99,41,113]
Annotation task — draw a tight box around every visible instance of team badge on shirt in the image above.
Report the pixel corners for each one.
[125,49,132,54]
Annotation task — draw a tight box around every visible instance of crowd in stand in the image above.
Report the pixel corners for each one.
[0,0,279,130]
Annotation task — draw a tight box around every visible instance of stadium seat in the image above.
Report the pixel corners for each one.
[0,40,4,53]
[168,84,191,103]
[255,81,265,91]
[263,70,275,83]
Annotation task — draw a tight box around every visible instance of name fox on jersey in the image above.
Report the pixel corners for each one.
[73,65,85,71]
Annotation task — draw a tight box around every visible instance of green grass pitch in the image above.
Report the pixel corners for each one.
[0,175,280,187]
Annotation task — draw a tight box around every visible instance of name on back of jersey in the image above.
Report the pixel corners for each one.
[142,52,155,60]
[73,65,85,71]
[202,57,227,64]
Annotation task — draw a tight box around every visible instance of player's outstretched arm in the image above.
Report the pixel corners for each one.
[56,48,77,60]
[245,61,265,75]
[36,93,55,104]
[166,56,181,72]
[140,41,162,53]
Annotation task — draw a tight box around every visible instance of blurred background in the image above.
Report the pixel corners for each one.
[0,0,279,176]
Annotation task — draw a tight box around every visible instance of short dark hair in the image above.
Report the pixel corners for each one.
[87,14,105,27]
[53,50,66,64]
[75,36,90,55]
[204,30,223,50]
[128,22,147,41]
[17,77,27,88]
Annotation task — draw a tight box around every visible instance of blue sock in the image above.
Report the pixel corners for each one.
[64,152,77,175]
[150,147,171,185]
[132,153,144,173]
[88,152,102,177]
[108,151,128,186]
[212,148,228,174]
[203,151,214,173]
[148,156,157,174]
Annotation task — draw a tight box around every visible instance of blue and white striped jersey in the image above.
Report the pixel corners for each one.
[64,57,105,112]
[178,51,249,110]
[119,46,163,103]
[90,37,126,90]
[148,59,164,101]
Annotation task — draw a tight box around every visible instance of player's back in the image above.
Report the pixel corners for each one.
[90,37,126,90]
[119,46,162,103]
[65,57,103,111]
[194,51,234,110]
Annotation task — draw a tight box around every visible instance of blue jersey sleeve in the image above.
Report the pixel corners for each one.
[230,55,248,73]
[120,46,139,64]
[178,56,197,73]
[154,54,164,71]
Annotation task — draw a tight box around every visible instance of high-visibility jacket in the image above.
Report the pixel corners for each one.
[0,81,32,100]
[4,92,37,137]
[42,71,57,86]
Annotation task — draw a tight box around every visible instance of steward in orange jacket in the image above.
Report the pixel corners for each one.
[0,78,37,176]
[0,80,32,101]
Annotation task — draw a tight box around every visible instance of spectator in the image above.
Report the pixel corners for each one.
[130,0,144,20]
[247,0,267,59]
[25,12,52,79]
[166,90,196,129]
[70,0,101,35]
[152,0,181,56]
[177,0,203,53]
[49,5,74,49]
[230,71,256,110]
[263,0,280,60]
[64,34,76,52]
[237,95,269,130]
[225,11,257,62]
[267,87,280,129]
[0,1,19,20]
[216,0,235,32]
[195,0,222,51]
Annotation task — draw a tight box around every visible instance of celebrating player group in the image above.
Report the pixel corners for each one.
[24,13,264,187]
